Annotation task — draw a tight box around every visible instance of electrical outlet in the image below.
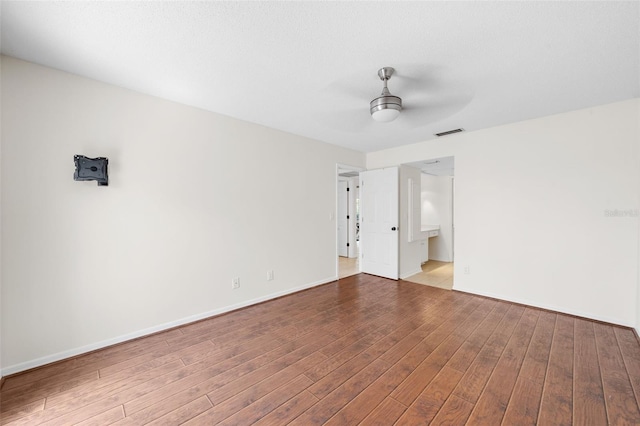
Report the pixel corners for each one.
[463,266,471,275]
[232,277,240,289]
[267,270,274,281]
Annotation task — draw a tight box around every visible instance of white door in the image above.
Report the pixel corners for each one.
[337,180,349,257]
[359,167,399,279]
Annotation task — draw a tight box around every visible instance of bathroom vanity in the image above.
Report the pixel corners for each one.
[420,225,440,264]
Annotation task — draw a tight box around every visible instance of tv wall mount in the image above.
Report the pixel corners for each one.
[74,155,108,186]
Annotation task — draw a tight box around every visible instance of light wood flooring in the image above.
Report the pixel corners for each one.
[404,261,454,290]
[338,256,359,279]
[2,274,640,425]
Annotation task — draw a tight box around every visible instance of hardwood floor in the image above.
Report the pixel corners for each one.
[2,274,640,425]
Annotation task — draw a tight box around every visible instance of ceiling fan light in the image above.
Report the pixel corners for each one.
[371,106,401,122]
[370,95,402,122]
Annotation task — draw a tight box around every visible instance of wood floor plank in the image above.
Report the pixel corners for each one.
[593,322,640,424]
[446,302,510,373]
[97,340,214,377]
[76,405,125,425]
[205,345,328,406]
[290,358,391,425]
[5,341,181,415]
[215,375,314,426]
[358,397,407,425]
[537,314,574,426]
[614,327,640,404]
[2,275,640,426]
[450,304,525,404]
[0,398,46,424]
[122,334,296,415]
[14,335,289,425]
[304,320,421,400]
[317,310,412,359]
[118,334,331,423]
[465,307,539,424]
[395,366,464,424]
[41,358,185,415]
[389,298,489,407]
[192,355,319,426]
[321,302,472,426]
[322,357,415,425]
[573,318,608,425]
[145,396,213,425]
[0,370,100,410]
[501,310,556,425]
[251,391,319,426]
[304,322,396,382]
[429,394,474,425]
[177,333,275,366]
[306,345,383,401]
[379,296,476,365]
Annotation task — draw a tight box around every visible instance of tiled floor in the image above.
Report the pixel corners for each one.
[338,256,359,279]
[403,260,454,290]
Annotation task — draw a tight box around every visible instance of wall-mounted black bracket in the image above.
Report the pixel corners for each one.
[74,155,108,186]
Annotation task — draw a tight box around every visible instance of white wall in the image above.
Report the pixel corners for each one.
[637,100,640,336]
[0,57,365,375]
[0,55,3,383]
[369,98,640,327]
[421,174,454,262]
[399,165,422,278]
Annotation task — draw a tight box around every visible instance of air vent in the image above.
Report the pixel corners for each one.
[435,128,464,137]
[339,171,359,178]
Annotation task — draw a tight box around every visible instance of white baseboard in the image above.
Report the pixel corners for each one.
[1,276,337,377]
[453,285,633,328]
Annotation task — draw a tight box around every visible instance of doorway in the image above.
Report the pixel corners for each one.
[403,156,455,289]
[337,165,362,279]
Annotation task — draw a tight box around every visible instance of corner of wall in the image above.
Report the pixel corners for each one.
[399,165,422,278]
[1,54,4,383]
[636,98,640,337]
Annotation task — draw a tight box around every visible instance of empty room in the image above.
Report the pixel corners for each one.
[1,1,640,425]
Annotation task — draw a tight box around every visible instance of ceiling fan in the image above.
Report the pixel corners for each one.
[317,64,473,133]
[370,67,402,122]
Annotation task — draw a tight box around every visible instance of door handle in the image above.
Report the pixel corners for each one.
[391,227,397,231]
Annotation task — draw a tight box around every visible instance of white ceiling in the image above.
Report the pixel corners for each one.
[2,1,639,153]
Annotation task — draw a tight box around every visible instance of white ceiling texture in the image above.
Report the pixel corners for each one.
[2,1,639,153]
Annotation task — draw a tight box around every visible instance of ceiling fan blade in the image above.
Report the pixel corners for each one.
[400,92,474,127]
[389,64,448,91]
[316,107,374,132]
[322,79,374,101]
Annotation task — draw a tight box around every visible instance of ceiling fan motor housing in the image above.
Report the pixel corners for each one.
[370,92,403,114]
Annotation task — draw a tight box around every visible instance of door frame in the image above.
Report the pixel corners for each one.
[336,163,365,278]
[337,179,349,257]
